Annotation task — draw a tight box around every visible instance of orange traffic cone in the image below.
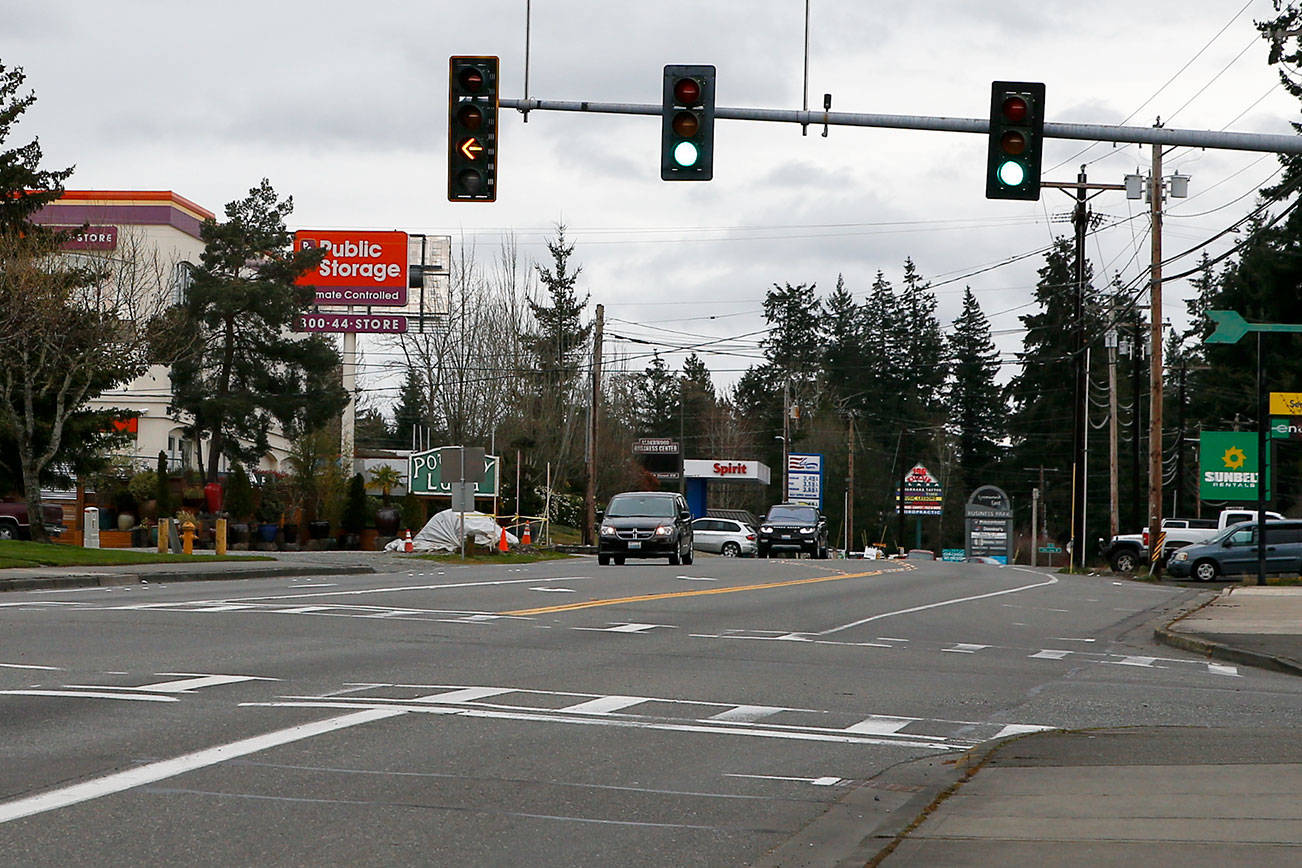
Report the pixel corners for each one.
[498,526,509,552]
[522,522,532,546]
[403,529,413,553]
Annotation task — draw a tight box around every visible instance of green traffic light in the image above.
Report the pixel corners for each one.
[673,140,700,168]
[997,159,1026,188]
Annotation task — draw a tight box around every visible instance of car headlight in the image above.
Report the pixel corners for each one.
[600,525,616,537]
[760,525,773,534]
[654,524,672,537]
[1172,550,1188,562]
[800,527,814,534]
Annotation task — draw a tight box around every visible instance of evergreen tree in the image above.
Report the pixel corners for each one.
[821,274,865,406]
[946,288,1005,483]
[0,63,72,234]
[169,179,348,480]
[391,367,428,449]
[634,352,679,437]
[525,224,592,391]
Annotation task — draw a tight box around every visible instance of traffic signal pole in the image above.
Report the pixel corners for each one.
[498,98,1302,155]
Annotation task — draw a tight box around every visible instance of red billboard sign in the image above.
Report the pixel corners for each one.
[294,229,408,306]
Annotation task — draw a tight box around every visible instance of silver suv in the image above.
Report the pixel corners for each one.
[691,517,757,557]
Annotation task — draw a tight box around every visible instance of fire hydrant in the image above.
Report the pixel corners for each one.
[181,519,196,555]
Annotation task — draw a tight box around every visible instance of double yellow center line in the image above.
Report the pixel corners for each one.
[499,564,910,616]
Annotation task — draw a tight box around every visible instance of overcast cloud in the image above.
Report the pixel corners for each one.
[3,0,1298,399]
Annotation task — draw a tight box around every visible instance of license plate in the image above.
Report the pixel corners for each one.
[628,541,641,549]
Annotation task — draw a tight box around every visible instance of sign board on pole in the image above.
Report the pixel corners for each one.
[897,464,943,516]
[296,313,408,334]
[964,484,1013,564]
[293,229,409,306]
[408,447,498,496]
[1199,431,1268,501]
[1269,392,1302,416]
[1271,417,1302,440]
[786,453,822,507]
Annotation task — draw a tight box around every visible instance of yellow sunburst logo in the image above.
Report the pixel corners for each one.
[1222,446,1247,470]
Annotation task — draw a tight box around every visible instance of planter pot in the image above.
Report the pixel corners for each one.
[228,522,250,544]
[283,523,299,544]
[375,506,401,537]
[257,523,279,543]
[338,533,361,551]
[308,520,331,540]
[117,512,136,532]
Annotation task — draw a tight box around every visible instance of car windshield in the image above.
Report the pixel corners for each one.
[767,506,817,523]
[1208,523,1250,545]
[605,495,677,518]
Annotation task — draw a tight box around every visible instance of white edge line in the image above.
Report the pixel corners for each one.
[817,576,1060,636]
[0,708,404,825]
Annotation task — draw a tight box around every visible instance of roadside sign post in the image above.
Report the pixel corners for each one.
[1204,310,1302,586]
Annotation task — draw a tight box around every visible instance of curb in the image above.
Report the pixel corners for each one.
[0,564,376,593]
[1152,588,1302,677]
[1153,624,1302,677]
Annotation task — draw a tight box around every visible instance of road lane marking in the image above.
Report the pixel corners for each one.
[1114,656,1158,667]
[414,686,514,703]
[942,643,990,654]
[499,567,906,616]
[131,674,278,693]
[1208,663,1240,677]
[708,705,786,723]
[726,774,845,787]
[990,723,1054,738]
[815,575,1060,636]
[557,695,647,715]
[0,662,63,670]
[0,708,404,824]
[530,587,576,592]
[844,716,917,736]
[0,689,178,702]
[1030,649,1072,660]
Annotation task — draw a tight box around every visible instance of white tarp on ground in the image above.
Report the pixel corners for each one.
[384,509,517,552]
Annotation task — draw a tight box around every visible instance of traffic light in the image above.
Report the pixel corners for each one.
[448,56,499,202]
[986,81,1045,200]
[661,64,715,181]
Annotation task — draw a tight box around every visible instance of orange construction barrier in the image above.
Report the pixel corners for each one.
[498,526,509,552]
[522,522,532,546]
[403,529,413,553]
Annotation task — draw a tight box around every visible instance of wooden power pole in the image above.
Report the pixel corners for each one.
[584,304,604,545]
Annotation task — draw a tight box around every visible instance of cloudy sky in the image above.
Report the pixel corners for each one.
[4,0,1298,403]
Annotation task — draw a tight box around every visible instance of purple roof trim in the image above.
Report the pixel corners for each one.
[31,203,206,240]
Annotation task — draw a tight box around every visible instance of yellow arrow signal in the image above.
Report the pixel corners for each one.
[458,137,483,160]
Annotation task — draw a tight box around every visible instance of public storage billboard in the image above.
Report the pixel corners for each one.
[294,229,408,306]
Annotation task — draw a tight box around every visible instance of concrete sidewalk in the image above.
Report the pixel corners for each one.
[1157,584,1302,676]
[876,727,1302,866]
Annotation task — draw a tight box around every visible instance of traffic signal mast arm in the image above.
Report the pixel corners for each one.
[499,97,1302,154]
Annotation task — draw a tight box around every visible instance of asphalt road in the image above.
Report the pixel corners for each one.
[2,556,1300,866]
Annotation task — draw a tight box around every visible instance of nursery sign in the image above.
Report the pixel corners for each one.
[408,447,499,497]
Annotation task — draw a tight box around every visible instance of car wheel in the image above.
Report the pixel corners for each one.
[614,556,625,565]
[720,542,740,557]
[668,547,681,565]
[0,523,16,541]
[757,545,769,558]
[682,547,693,565]
[1111,550,1139,573]
[1193,560,1219,582]
[598,553,610,566]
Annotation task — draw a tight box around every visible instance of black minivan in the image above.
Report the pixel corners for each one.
[597,491,694,566]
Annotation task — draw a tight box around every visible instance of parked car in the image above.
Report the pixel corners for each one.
[0,499,65,541]
[756,503,828,558]
[597,491,694,566]
[1167,519,1302,581]
[691,517,757,557]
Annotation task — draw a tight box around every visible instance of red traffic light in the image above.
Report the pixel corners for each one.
[673,77,702,106]
[459,67,485,92]
[1001,95,1028,123]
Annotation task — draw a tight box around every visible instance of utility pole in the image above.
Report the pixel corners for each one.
[782,380,791,500]
[846,412,855,552]
[1175,359,1187,517]
[1148,134,1165,577]
[1025,465,1060,566]
[1070,167,1088,571]
[1107,325,1120,540]
[584,304,603,546]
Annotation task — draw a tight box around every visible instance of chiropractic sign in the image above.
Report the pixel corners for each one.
[294,229,408,306]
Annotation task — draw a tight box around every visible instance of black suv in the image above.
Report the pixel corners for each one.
[598,491,694,566]
[757,503,829,558]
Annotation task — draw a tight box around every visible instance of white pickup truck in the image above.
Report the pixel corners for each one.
[1099,509,1284,573]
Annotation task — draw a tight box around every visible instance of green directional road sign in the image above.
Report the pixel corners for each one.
[1206,309,1302,344]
